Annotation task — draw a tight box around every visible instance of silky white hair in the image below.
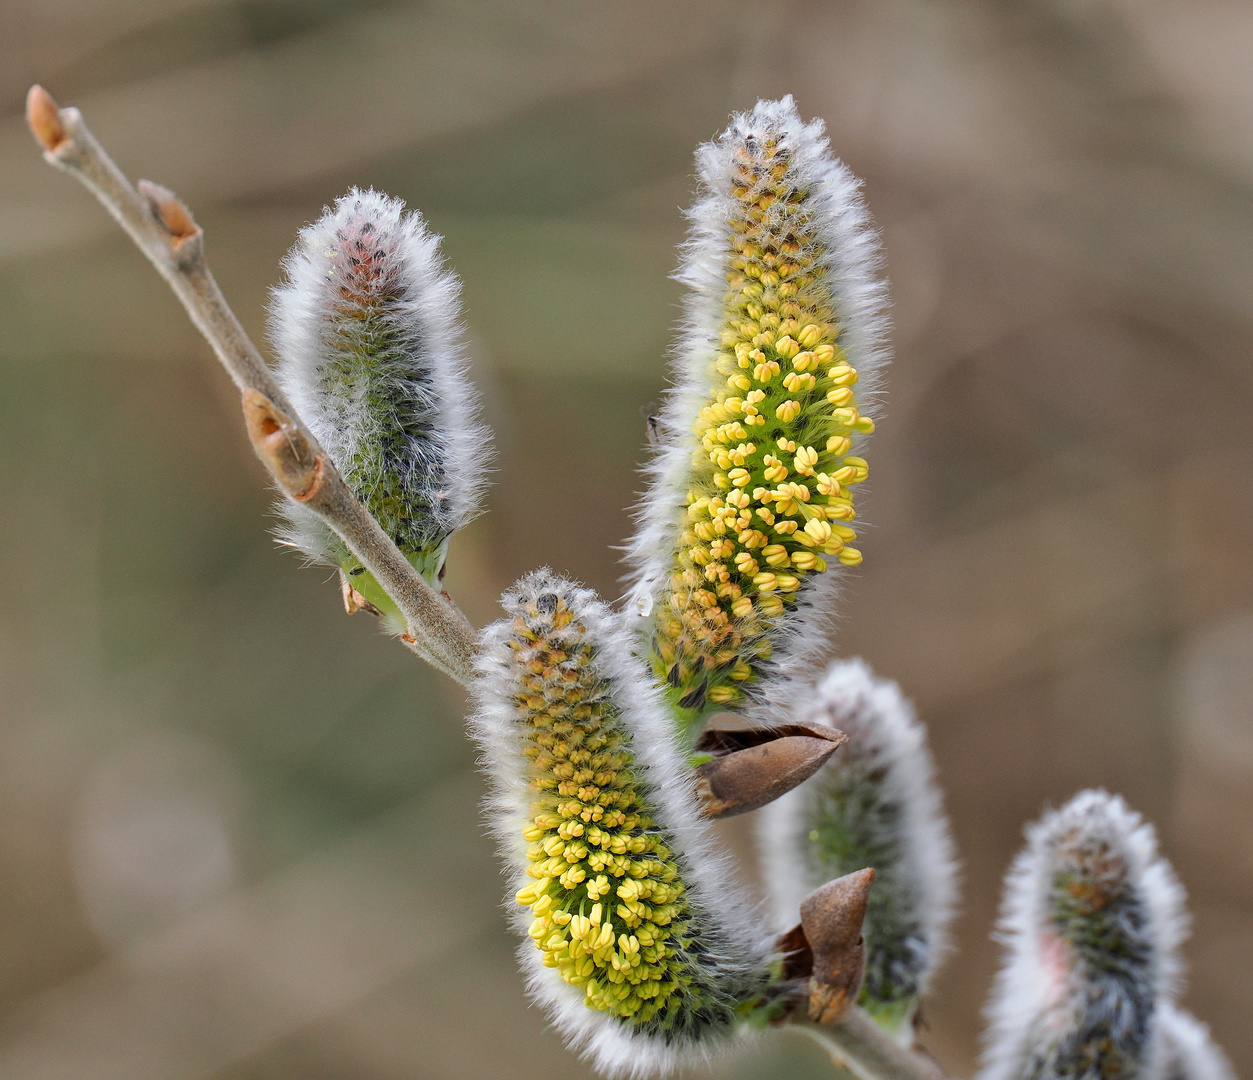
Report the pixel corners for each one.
[1155,1005,1235,1080]
[470,569,772,1078]
[624,97,891,709]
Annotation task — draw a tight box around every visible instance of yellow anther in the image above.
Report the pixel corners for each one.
[827,499,856,521]
[729,661,753,681]
[758,594,784,618]
[727,467,751,487]
[590,903,604,925]
[804,518,833,545]
[753,572,779,592]
[797,323,824,348]
[826,435,852,455]
[854,415,875,434]
[831,406,860,428]
[775,399,802,423]
[775,573,801,592]
[752,360,780,382]
[838,547,863,566]
[762,544,791,568]
[734,552,759,574]
[827,363,857,385]
[783,372,816,393]
[731,595,754,619]
[740,529,768,549]
[730,374,752,392]
[827,385,854,407]
[791,550,818,571]
[763,455,788,483]
[774,520,798,536]
[833,460,868,484]
[745,388,766,405]
[813,343,836,363]
[775,437,797,452]
[792,351,815,372]
[775,335,800,358]
[793,446,819,475]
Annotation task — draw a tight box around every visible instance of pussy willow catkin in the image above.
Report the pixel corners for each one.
[760,659,957,1037]
[269,188,488,628]
[628,98,890,734]
[980,791,1188,1080]
[473,571,769,1078]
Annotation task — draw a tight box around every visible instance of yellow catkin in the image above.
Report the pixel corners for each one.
[651,125,871,723]
[507,593,705,1027]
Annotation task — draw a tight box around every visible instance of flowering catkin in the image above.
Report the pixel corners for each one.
[760,659,957,1034]
[472,570,770,1077]
[269,188,488,626]
[980,790,1188,1080]
[627,97,890,736]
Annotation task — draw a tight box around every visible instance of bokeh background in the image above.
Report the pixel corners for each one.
[2,1,1251,1077]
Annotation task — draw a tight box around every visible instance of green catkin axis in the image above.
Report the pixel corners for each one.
[323,244,450,602]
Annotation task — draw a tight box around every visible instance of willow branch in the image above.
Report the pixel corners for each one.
[795,1009,956,1080]
[26,85,478,686]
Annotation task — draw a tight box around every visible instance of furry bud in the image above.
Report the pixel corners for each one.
[472,570,771,1077]
[626,97,890,738]
[269,188,489,630]
[760,659,957,1035]
[979,790,1188,1080]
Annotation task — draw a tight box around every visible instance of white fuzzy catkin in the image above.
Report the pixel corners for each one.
[759,658,957,1031]
[268,188,488,598]
[471,570,771,1079]
[1155,1006,1235,1080]
[625,96,891,731]
[980,790,1189,1080]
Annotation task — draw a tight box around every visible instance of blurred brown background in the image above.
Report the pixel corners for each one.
[1,1,1251,1077]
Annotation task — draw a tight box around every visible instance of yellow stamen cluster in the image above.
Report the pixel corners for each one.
[652,128,873,722]
[507,591,709,1029]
